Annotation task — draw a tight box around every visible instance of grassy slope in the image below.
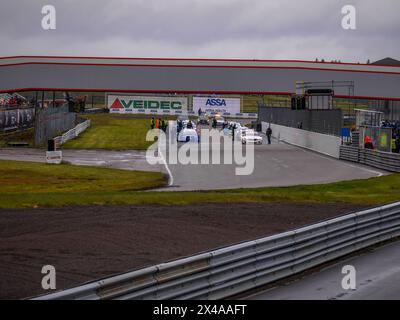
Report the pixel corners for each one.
[0,128,34,147]
[0,158,399,208]
[0,160,167,208]
[63,114,155,150]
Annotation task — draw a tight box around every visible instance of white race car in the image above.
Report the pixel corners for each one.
[239,126,249,135]
[241,130,263,145]
[178,128,199,143]
[213,115,225,127]
[182,120,196,130]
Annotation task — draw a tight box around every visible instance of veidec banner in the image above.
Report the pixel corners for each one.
[107,95,188,113]
[193,97,241,114]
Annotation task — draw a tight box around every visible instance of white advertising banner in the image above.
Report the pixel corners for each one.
[193,97,241,114]
[107,95,188,114]
[46,151,63,164]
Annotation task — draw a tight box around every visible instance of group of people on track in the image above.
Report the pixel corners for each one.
[150,117,168,132]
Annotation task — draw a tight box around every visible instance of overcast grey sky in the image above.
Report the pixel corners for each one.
[0,0,399,62]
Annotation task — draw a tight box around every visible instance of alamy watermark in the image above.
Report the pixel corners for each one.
[145,124,256,176]
[341,265,356,290]
[341,5,357,30]
[41,265,56,290]
[41,5,56,30]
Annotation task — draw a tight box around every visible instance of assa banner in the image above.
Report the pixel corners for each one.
[193,97,241,114]
[107,95,188,113]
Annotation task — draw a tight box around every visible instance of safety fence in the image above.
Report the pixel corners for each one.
[259,106,342,136]
[34,104,77,146]
[53,119,91,148]
[0,107,35,132]
[35,201,400,300]
[340,145,400,172]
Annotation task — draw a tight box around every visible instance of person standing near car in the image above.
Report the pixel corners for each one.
[266,127,272,145]
[212,117,217,129]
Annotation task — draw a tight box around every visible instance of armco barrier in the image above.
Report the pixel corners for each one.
[262,122,341,158]
[53,119,91,148]
[34,202,400,300]
[109,108,258,119]
[340,145,400,172]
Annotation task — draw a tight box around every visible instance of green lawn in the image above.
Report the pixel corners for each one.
[0,159,399,208]
[0,160,167,208]
[63,114,158,150]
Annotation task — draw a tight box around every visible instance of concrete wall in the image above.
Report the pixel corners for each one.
[262,121,341,158]
[259,107,342,136]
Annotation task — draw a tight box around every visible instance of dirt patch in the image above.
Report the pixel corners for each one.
[0,202,366,299]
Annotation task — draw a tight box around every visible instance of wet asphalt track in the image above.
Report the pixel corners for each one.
[0,135,386,191]
[162,134,386,191]
[0,148,164,173]
[245,240,400,300]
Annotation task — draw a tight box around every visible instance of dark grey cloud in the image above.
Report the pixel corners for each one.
[0,0,399,62]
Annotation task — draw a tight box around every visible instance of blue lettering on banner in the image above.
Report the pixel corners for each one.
[206,98,227,107]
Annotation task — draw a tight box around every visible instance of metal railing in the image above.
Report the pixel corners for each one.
[340,145,400,172]
[53,119,91,147]
[34,202,400,300]
[109,109,258,119]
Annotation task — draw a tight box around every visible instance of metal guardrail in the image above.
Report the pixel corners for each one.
[34,202,400,300]
[339,145,359,162]
[340,145,400,172]
[109,109,258,119]
[53,120,91,148]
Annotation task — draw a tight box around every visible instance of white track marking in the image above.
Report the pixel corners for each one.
[158,141,174,186]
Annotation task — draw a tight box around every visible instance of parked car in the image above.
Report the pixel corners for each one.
[182,119,196,130]
[213,115,225,127]
[178,128,199,143]
[197,114,210,125]
[241,130,263,145]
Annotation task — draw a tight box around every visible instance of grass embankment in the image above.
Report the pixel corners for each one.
[0,158,399,208]
[0,128,34,147]
[0,160,167,208]
[63,114,159,150]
